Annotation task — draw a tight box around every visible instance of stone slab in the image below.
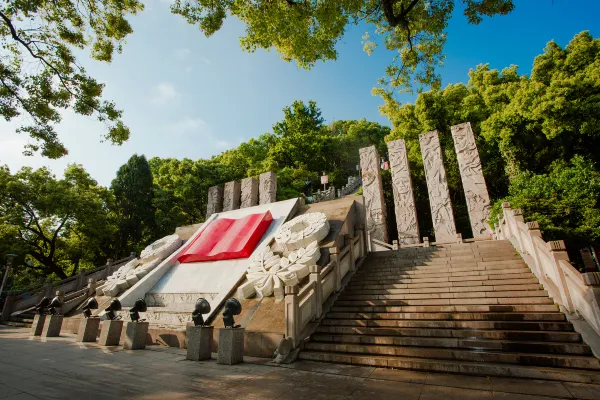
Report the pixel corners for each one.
[240,177,259,208]
[451,122,492,238]
[98,320,124,346]
[30,314,46,336]
[123,321,149,350]
[186,325,213,361]
[217,328,245,365]
[206,185,223,218]
[259,171,276,205]
[41,315,63,337]
[76,317,100,343]
[419,131,457,244]
[223,181,241,211]
[359,146,388,246]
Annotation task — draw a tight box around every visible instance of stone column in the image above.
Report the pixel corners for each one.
[123,321,149,350]
[186,325,213,361]
[206,185,223,218]
[419,131,457,244]
[30,314,46,336]
[222,181,241,211]
[217,328,245,365]
[451,122,492,238]
[240,177,259,208]
[98,320,123,346]
[76,318,100,343]
[388,139,420,245]
[259,171,277,205]
[359,146,388,245]
[42,315,63,337]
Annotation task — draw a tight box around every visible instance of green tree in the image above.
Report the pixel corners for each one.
[0,0,143,158]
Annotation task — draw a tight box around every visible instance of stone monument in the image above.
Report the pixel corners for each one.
[240,177,259,208]
[419,131,457,244]
[359,146,388,245]
[123,321,149,350]
[388,139,420,245]
[223,181,241,211]
[451,122,492,238]
[217,328,245,365]
[259,171,276,205]
[76,318,100,343]
[98,320,123,346]
[206,185,223,218]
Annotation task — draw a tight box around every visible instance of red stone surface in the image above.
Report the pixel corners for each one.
[178,211,273,263]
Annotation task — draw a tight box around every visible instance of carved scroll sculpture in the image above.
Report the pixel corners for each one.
[451,122,492,238]
[359,146,388,245]
[206,185,223,218]
[223,181,241,211]
[240,177,259,208]
[388,139,420,245]
[419,131,457,243]
[259,171,277,205]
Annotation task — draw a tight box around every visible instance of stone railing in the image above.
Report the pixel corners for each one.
[312,187,336,203]
[496,202,600,337]
[284,229,365,346]
[340,176,362,197]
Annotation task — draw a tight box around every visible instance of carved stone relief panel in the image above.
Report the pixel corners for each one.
[223,181,241,211]
[419,131,457,243]
[240,177,259,208]
[451,122,492,238]
[388,139,420,244]
[359,145,388,244]
[206,185,223,218]
[259,171,277,205]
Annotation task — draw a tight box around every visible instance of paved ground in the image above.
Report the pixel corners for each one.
[1,326,599,400]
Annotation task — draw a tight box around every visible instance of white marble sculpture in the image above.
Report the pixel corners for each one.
[359,146,388,243]
[274,212,329,251]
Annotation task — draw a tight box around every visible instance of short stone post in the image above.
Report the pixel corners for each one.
[186,325,214,361]
[76,318,100,343]
[98,320,124,346]
[392,240,399,250]
[42,280,54,299]
[309,266,323,320]
[42,315,63,337]
[329,247,342,292]
[123,321,149,350]
[284,285,299,346]
[87,278,98,297]
[456,233,463,244]
[423,237,430,248]
[76,270,87,290]
[30,314,46,336]
[217,328,245,365]
[345,234,356,270]
[548,240,575,312]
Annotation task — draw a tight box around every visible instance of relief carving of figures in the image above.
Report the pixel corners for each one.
[419,131,457,243]
[241,177,259,208]
[223,181,241,211]
[259,171,277,205]
[451,122,492,238]
[388,139,420,245]
[359,146,388,243]
[206,185,223,218]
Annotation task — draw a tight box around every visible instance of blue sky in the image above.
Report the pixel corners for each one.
[1,0,599,186]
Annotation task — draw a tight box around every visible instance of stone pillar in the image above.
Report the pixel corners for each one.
[30,314,46,336]
[186,325,213,361]
[206,185,223,218]
[217,328,245,365]
[419,131,457,244]
[223,180,241,211]
[259,171,277,205]
[76,318,100,342]
[359,146,388,245]
[42,315,63,337]
[98,320,123,346]
[388,139,420,245]
[451,122,492,238]
[240,177,259,208]
[123,321,149,350]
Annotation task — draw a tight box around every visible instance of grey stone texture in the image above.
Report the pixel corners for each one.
[388,139,420,245]
[123,321,149,350]
[76,317,100,343]
[98,320,123,346]
[206,185,223,218]
[240,177,259,209]
[30,314,46,336]
[41,315,63,337]
[259,172,277,205]
[359,146,388,244]
[223,181,241,211]
[186,325,213,361]
[451,122,492,238]
[217,328,245,365]
[419,130,457,244]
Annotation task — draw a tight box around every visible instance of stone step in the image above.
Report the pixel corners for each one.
[338,290,549,301]
[363,258,524,267]
[345,283,544,295]
[357,262,526,274]
[301,343,600,370]
[353,267,531,281]
[315,326,582,342]
[350,272,536,285]
[3,321,32,328]
[320,319,574,331]
[325,312,566,322]
[347,277,540,290]
[297,352,600,384]
[335,297,555,306]
[329,304,560,313]
[309,334,592,355]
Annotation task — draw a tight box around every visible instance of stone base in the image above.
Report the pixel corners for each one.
[186,326,213,361]
[41,315,63,337]
[30,314,46,336]
[98,320,123,346]
[217,328,245,365]
[123,321,149,350]
[76,318,100,343]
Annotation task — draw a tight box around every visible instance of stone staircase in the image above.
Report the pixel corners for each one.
[299,240,600,383]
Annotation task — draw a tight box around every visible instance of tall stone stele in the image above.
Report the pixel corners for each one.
[419,131,457,244]
[451,122,492,238]
[206,185,223,218]
[223,180,241,211]
[259,171,277,205]
[388,139,420,245]
[240,177,259,208]
[359,145,388,246]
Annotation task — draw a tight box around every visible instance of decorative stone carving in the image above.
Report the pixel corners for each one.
[240,177,259,208]
[451,122,492,238]
[259,171,276,205]
[388,139,420,245]
[206,185,223,218]
[140,234,182,263]
[223,181,241,211]
[419,131,457,243]
[359,146,388,243]
[274,212,329,251]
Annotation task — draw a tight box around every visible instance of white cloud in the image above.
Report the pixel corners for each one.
[151,82,178,105]
[168,117,209,136]
[175,48,191,60]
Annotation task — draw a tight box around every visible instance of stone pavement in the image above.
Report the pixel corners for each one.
[1,326,599,400]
